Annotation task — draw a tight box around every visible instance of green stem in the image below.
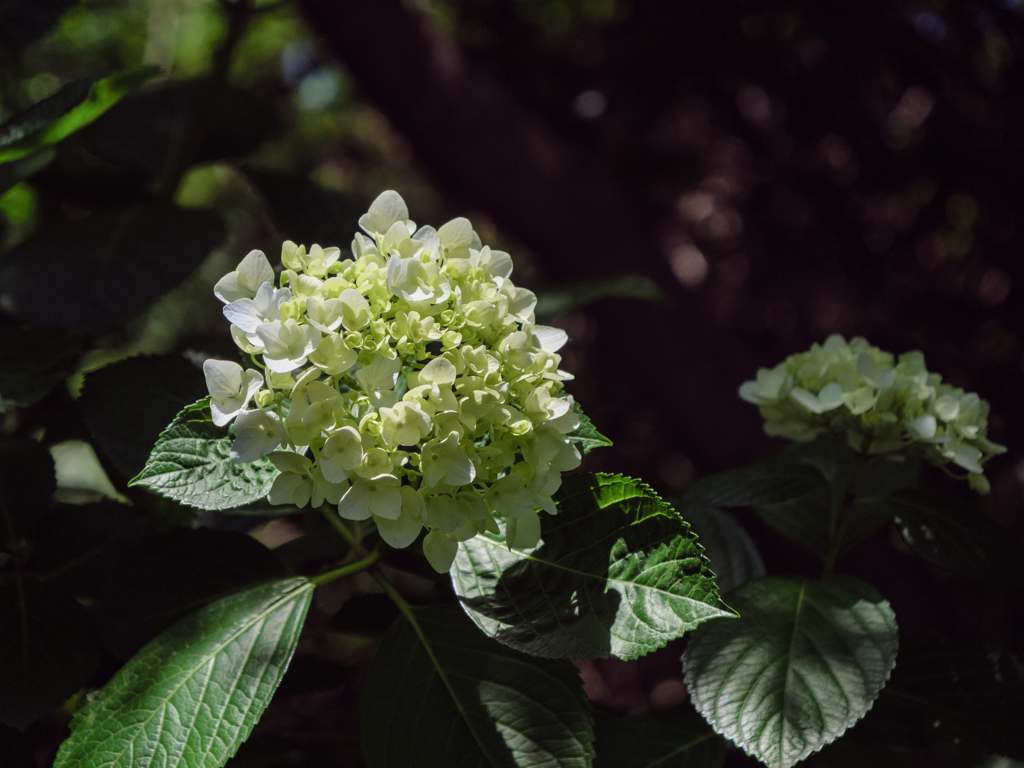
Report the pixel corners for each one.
[822,448,869,575]
[322,506,368,556]
[318,512,442,687]
[310,549,380,586]
[368,565,447,677]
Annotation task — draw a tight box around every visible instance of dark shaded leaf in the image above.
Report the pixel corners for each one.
[0,205,226,334]
[453,473,732,660]
[680,464,818,511]
[533,274,665,319]
[0,69,159,164]
[0,325,82,408]
[888,487,1024,583]
[755,439,918,558]
[329,592,400,635]
[28,501,147,598]
[0,438,55,533]
[241,165,362,247]
[593,707,726,768]
[99,528,289,655]
[0,723,34,768]
[0,0,76,54]
[567,400,613,455]
[678,505,764,594]
[54,578,313,768]
[0,574,99,724]
[360,604,594,768]
[860,636,1024,760]
[130,399,279,511]
[79,78,279,177]
[80,354,207,480]
[0,147,54,196]
[683,575,898,768]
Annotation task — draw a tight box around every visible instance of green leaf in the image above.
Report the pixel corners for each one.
[360,604,594,768]
[678,505,764,594]
[0,204,226,334]
[0,574,100,724]
[567,401,613,455]
[28,501,147,598]
[0,148,55,196]
[452,473,733,660]
[130,398,279,510]
[593,707,726,768]
[81,355,207,480]
[887,488,1024,583]
[79,78,279,177]
[680,464,818,511]
[241,165,362,247]
[98,529,290,655]
[0,438,56,533]
[0,325,82,408]
[862,636,1024,760]
[53,578,313,768]
[755,439,918,558]
[534,274,665,319]
[683,575,898,768]
[0,68,159,164]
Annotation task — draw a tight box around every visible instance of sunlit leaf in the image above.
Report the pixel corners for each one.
[360,604,594,768]
[567,401,613,455]
[53,578,313,768]
[683,575,898,768]
[129,399,279,511]
[453,473,732,660]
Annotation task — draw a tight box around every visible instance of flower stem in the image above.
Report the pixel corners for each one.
[312,508,378,586]
[310,549,380,586]
[822,448,869,576]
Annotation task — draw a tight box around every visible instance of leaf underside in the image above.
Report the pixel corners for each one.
[683,575,898,768]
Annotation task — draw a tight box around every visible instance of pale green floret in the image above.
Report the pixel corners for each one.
[204,359,264,427]
[256,319,320,373]
[739,334,1006,492]
[210,190,584,570]
[231,409,287,463]
[214,250,275,304]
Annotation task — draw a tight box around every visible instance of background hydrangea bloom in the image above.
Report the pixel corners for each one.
[740,334,1005,492]
[204,191,581,570]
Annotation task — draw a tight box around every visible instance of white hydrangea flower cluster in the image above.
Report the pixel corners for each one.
[203,191,581,571]
[739,334,1005,493]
